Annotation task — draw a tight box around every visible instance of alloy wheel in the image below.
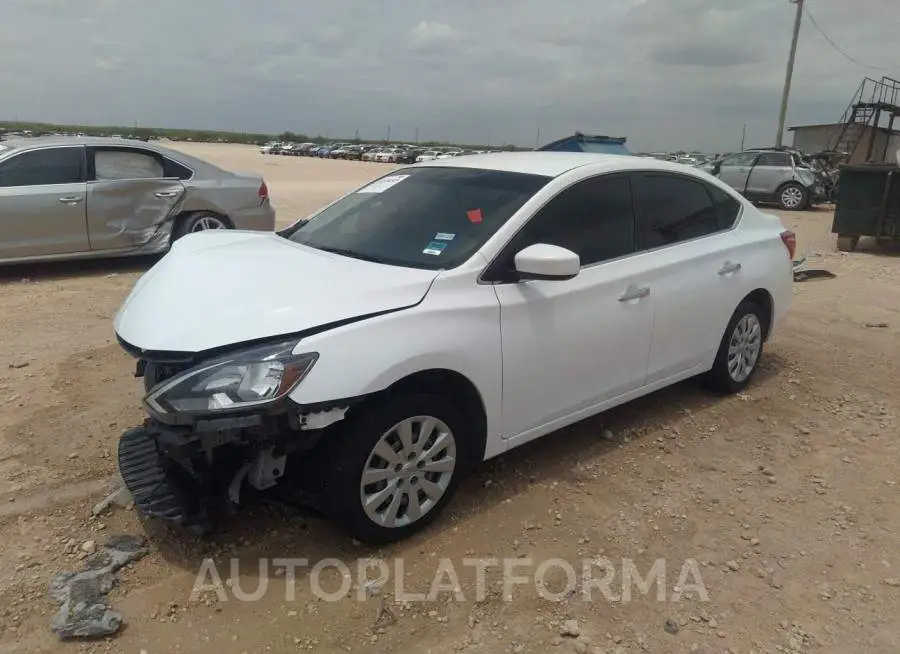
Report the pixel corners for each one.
[781,186,804,209]
[727,313,762,382]
[190,216,227,232]
[360,416,457,528]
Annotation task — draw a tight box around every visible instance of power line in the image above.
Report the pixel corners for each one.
[802,3,894,72]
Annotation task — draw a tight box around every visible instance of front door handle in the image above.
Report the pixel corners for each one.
[718,261,742,275]
[619,285,650,302]
[153,190,179,199]
[58,196,83,204]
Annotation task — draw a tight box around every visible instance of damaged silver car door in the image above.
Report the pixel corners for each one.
[0,145,90,260]
[85,147,186,251]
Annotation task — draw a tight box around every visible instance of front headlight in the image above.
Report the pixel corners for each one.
[145,340,317,416]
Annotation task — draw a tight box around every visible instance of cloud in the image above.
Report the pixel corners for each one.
[408,21,458,49]
[0,0,897,151]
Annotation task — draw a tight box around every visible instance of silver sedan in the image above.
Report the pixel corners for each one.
[0,137,275,264]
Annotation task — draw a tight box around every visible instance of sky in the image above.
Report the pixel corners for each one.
[1,0,898,151]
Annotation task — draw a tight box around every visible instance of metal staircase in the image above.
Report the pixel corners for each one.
[828,76,900,163]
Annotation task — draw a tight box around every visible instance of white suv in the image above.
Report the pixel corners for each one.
[114,153,794,543]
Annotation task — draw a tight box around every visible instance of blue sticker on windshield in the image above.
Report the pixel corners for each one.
[423,241,447,256]
[434,232,455,241]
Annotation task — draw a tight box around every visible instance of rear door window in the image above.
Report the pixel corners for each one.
[635,173,721,249]
[755,152,791,167]
[93,149,164,180]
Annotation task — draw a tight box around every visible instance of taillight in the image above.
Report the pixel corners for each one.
[258,180,269,200]
[780,230,796,259]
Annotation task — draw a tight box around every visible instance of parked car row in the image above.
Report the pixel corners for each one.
[260,141,495,164]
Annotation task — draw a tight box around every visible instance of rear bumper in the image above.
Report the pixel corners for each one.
[232,204,276,232]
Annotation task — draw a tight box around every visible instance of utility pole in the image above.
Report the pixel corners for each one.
[740,124,747,151]
[386,126,391,143]
[776,0,803,147]
[535,126,541,149]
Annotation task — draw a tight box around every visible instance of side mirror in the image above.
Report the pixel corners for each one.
[514,244,580,281]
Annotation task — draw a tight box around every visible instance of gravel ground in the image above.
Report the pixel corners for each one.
[0,143,899,653]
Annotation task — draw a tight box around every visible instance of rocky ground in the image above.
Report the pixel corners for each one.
[1,144,898,653]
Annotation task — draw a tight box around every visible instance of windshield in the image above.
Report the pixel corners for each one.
[289,166,551,269]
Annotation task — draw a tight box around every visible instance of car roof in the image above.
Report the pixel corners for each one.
[0,135,155,150]
[414,151,709,178]
[0,136,223,174]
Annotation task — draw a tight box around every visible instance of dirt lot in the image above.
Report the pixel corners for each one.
[1,143,899,654]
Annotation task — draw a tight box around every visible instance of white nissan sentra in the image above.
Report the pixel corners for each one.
[114,152,794,543]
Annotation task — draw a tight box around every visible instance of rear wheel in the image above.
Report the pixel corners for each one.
[320,393,470,544]
[171,211,231,242]
[777,182,808,211]
[703,301,765,394]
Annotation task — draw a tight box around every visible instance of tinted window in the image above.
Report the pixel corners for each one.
[503,175,635,268]
[721,152,758,167]
[708,184,742,230]
[0,148,83,187]
[94,149,163,180]
[755,152,791,167]
[636,174,720,249]
[289,167,550,270]
[163,158,193,180]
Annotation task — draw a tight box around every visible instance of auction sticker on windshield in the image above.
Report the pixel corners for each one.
[423,241,447,256]
[357,175,410,194]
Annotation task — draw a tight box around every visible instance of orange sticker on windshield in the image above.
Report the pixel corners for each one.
[466,209,483,223]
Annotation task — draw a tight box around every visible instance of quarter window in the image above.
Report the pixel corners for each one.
[0,147,84,187]
[636,174,720,248]
[504,175,635,268]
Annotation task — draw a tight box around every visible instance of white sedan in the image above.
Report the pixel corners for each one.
[113,153,794,543]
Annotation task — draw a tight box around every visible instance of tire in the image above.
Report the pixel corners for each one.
[777,182,808,211]
[171,211,231,242]
[702,301,765,394]
[319,393,471,544]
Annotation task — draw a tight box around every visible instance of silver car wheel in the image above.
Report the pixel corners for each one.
[191,216,227,232]
[727,313,762,383]
[360,416,457,529]
[780,185,804,209]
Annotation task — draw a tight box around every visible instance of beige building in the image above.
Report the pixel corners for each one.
[788,123,900,164]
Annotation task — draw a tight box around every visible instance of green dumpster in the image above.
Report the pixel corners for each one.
[832,164,900,252]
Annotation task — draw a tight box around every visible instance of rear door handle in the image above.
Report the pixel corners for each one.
[718,261,742,275]
[619,285,650,302]
[58,196,83,204]
[153,190,179,199]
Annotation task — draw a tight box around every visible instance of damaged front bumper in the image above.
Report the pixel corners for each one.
[117,404,350,531]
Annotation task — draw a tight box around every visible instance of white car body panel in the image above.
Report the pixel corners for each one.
[116,153,792,463]
[494,256,654,439]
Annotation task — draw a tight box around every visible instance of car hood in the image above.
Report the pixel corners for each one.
[114,231,439,354]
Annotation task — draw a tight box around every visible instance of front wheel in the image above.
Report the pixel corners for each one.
[702,301,765,394]
[777,182,808,211]
[320,393,470,544]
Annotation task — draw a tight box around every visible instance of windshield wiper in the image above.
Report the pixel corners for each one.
[313,245,390,264]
